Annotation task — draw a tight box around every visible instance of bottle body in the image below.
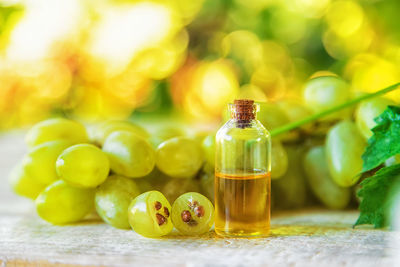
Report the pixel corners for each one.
[215,103,271,237]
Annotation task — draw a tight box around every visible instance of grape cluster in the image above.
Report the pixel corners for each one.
[9,118,214,237]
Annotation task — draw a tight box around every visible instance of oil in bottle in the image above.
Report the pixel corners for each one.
[215,99,271,237]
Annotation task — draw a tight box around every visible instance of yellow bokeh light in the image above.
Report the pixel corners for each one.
[237,84,268,102]
[6,0,83,62]
[284,0,331,18]
[251,65,286,100]
[351,57,400,102]
[221,30,263,73]
[88,2,179,76]
[325,1,364,37]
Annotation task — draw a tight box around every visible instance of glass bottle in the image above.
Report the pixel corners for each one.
[215,99,271,237]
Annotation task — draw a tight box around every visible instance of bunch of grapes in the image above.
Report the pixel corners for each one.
[266,75,399,210]
[9,118,214,237]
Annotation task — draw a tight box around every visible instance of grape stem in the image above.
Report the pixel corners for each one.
[270,82,400,137]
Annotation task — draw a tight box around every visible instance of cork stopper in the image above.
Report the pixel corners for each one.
[230,99,256,122]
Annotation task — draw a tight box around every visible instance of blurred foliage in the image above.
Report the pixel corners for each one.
[0,0,400,129]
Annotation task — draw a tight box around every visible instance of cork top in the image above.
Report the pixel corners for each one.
[230,99,256,122]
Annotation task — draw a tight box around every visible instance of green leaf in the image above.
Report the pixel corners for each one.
[355,164,400,228]
[362,106,400,172]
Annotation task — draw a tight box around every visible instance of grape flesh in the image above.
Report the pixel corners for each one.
[171,192,214,235]
[271,140,288,179]
[326,120,366,187]
[128,191,173,238]
[201,134,215,167]
[156,137,203,178]
[25,118,88,147]
[304,146,350,209]
[22,140,72,185]
[95,175,140,229]
[9,164,47,199]
[56,144,110,188]
[355,97,395,139]
[36,180,95,225]
[90,120,149,146]
[102,131,155,178]
[303,76,351,120]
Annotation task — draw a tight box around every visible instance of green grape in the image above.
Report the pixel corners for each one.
[326,120,366,187]
[149,125,185,148]
[272,145,307,209]
[36,180,95,225]
[128,191,173,238]
[90,120,149,146]
[95,175,140,229]
[134,178,153,193]
[102,131,155,178]
[355,97,395,139]
[171,192,214,235]
[9,164,47,199]
[22,140,72,185]
[26,118,88,147]
[271,140,288,179]
[156,137,204,178]
[202,134,215,167]
[304,146,351,209]
[257,102,290,130]
[161,177,201,203]
[303,76,351,120]
[199,165,215,203]
[277,99,313,131]
[56,144,110,188]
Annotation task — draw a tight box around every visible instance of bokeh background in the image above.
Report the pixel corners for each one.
[1,0,400,130]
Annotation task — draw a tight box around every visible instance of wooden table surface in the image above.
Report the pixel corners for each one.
[1,132,399,267]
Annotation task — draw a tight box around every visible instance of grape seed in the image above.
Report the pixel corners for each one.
[154,201,162,210]
[194,206,205,217]
[164,207,170,217]
[181,210,191,222]
[156,213,166,225]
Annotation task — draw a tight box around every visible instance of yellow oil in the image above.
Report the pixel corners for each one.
[214,172,271,237]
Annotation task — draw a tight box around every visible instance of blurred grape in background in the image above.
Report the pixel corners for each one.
[2,0,400,223]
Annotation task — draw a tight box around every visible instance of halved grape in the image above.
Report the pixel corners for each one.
[156,137,203,178]
[26,118,88,147]
[36,180,95,225]
[90,120,149,146]
[103,131,155,178]
[171,192,214,235]
[95,175,140,229]
[128,191,173,238]
[304,146,351,209]
[202,134,215,167]
[355,97,395,139]
[303,76,351,120]
[22,140,72,185]
[326,120,366,187]
[9,164,47,199]
[56,144,110,188]
[271,140,288,179]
